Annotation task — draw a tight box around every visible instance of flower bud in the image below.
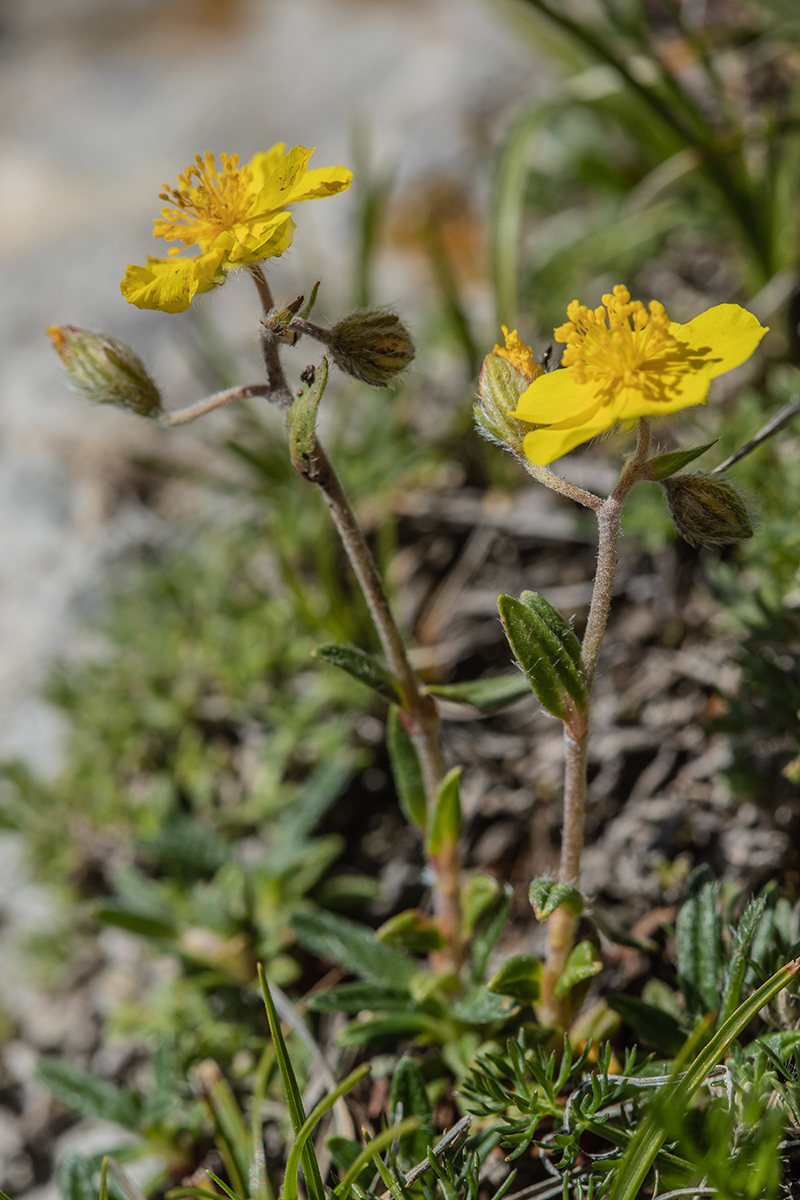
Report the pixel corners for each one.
[475,349,538,453]
[663,473,754,547]
[327,308,415,386]
[48,325,162,417]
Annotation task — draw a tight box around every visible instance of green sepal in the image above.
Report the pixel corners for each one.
[529,878,584,921]
[519,591,583,666]
[313,642,401,702]
[377,909,446,954]
[554,940,603,997]
[287,356,328,473]
[426,767,462,857]
[645,440,718,481]
[487,954,543,1003]
[498,594,585,719]
[462,874,501,935]
[387,706,427,831]
[298,280,321,321]
[424,672,531,713]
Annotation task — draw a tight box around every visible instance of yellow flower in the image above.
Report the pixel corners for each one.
[121,145,352,313]
[512,285,768,465]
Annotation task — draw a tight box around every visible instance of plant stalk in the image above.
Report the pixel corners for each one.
[538,419,652,1027]
[252,268,463,971]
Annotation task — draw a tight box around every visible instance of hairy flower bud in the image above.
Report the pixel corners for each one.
[663,473,754,547]
[475,349,539,454]
[327,309,415,386]
[48,325,162,417]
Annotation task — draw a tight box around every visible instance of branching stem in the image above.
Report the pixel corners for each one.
[160,385,273,426]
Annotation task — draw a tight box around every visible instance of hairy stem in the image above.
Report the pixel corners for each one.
[254,274,463,970]
[160,384,274,427]
[538,419,652,1028]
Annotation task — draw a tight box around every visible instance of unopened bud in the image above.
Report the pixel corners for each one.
[328,309,415,386]
[475,348,539,453]
[48,325,162,417]
[663,474,754,547]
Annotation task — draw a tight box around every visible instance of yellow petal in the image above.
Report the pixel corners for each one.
[217,212,294,266]
[513,366,601,425]
[522,411,613,464]
[247,144,287,190]
[120,250,224,313]
[257,144,315,206]
[282,165,353,204]
[669,303,768,379]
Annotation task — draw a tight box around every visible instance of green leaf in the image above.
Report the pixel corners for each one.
[519,591,583,666]
[291,910,417,989]
[59,1156,97,1200]
[646,440,719,481]
[607,995,686,1056]
[469,884,513,982]
[451,985,514,1024]
[309,981,410,1013]
[338,1013,448,1046]
[387,706,427,831]
[313,643,400,702]
[462,874,501,935]
[554,940,602,996]
[529,878,583,921]
[377,909,446,954]
[720,892,768,1025]
[333,1117,421,1199]
[676,865,721,1018]
[284,1064,371,1200]
[487,954,543,1003]
[258,967,325,1200]
[37,1058,142,1130]
[426,767,462,857]
[288,356,328,474]
[424,673,532,713]
[94,907,177,940]
[608,957,800,1200]
[498,595,585,720]
[390,1056,434,1169]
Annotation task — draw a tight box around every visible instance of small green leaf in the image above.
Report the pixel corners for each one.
[313,643,400,702]
[676,865,721,1018]
[424,673,532,713]
[645,440,718,481]
[338,1013,447,1046]
[607,994,686,1056]
[529,878,583,921]
[94,907,177,940]
[519,591,582,666]
[291,910,417,988]
[554,940,602,996]
[469,884,513,982]
[498,595,585,720]
[298,280,321,320]
[377,909,446,954]
[426,767,462,857]
[387,706,427,830]
[462,874,501,935]
[258,968,326,1200]
[309,981,410,1013]
[487,954,543,1003]
[59,1156,97,1200]
[287,356,328,474]
[451,986,513,1023]
[390,1057,434,1169]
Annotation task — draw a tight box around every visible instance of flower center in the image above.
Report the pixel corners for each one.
[556,285,680,405]
[155,153,254,251]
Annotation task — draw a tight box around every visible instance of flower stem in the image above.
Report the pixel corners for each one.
[254,272,463,971]
[160,384,274,426]
[538,419,651,1028]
